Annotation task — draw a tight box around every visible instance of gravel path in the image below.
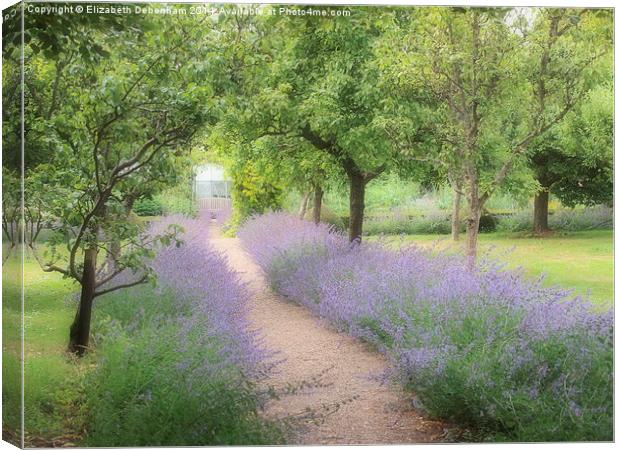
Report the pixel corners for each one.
[209,225,445,444]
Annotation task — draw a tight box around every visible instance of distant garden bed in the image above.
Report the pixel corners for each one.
[359,205,612,236]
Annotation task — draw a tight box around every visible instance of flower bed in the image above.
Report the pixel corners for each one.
[86,215,281,446]
[239,212,613,441]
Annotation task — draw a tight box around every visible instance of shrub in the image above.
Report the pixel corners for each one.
[495,209,531,232]
[549,206,613,231]
[365,210,502,236]
[478,213,498,232]
[239,212,613,442]
[86,215,282,446]
[300,205,347,231]
[214,205,233,227]
[364,210,454,235]
[133,198,164,216]
[321,212,347,232]
[497,206,613,233]
[155,187,196,216]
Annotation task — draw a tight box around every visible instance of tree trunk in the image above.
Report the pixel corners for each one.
[298,192,310,219]
[533,189,550,233]
[451,188,462,241]
[467,204,482,268]
[348,172,366,243]
[124,195,137,213]
[312,185,323,225]
[68,247,97,356]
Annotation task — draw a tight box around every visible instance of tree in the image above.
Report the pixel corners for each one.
[251,8,405,241]
[528,81,613,232]
[2,3,135,259]
[204,11,343,229]
[1,169,21,259]
[24,15,215,355]
[380,7,612,262]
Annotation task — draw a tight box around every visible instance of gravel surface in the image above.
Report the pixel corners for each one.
[209,225,445,444]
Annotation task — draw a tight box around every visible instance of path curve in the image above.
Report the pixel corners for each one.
[209,224,444,444]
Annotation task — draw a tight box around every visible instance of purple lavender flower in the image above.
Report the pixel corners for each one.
[141,214,275,378]
[238,212,613,441]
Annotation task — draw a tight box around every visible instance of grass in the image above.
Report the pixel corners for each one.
[2,253,86,446]
[2,248,284,446]
[372,229,613,307]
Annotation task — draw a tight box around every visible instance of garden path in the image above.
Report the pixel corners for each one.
[208,223,445,444]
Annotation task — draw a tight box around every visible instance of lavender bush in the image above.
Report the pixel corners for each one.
[497,205,613,232]
[239,212,613,441]
[364,210,455,235]
[214,204,233,227]
[86,215,282,445]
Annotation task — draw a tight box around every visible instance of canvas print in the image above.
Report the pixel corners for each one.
[1,1,614,447]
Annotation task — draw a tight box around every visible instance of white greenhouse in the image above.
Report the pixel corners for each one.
[193,163,232,211]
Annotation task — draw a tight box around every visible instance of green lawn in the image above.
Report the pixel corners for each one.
[2,254,86,446]
[372,230,613,307]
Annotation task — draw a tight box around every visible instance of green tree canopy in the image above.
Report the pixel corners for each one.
[375,7,612,259]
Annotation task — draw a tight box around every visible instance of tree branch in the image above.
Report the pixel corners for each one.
[94,273,149,298]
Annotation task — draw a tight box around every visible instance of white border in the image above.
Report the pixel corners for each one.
[0,1,616,450]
